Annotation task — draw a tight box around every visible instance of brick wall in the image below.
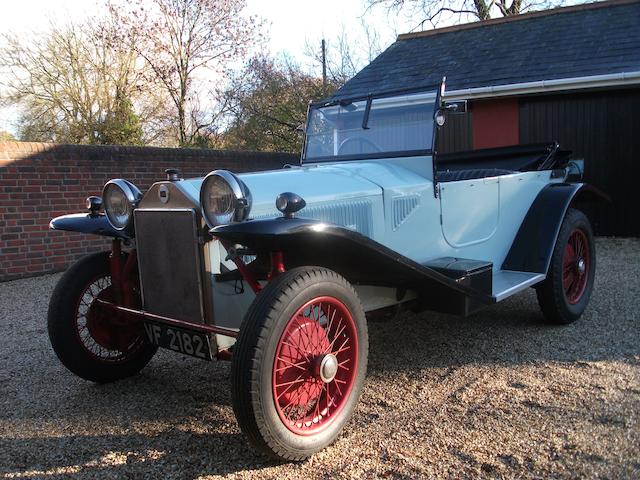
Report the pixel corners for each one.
[0,142,297,282]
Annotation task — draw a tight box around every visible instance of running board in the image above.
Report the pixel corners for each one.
[492,270,545,302]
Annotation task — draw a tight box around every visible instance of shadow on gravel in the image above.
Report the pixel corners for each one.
[0,360,280,477]
[366,278,639,376]
[0,431,277,478]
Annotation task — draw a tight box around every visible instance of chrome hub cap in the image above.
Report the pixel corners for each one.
[318,354,338,383]
[577,258,586,275]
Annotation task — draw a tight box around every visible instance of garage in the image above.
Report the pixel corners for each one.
[334,0,640,235]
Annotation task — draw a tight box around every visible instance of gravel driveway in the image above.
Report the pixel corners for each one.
[0,238,638,479]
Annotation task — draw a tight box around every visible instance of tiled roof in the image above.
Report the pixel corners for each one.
[335,0,640,98]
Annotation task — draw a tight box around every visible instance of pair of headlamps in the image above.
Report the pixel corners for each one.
[100,170,252,233]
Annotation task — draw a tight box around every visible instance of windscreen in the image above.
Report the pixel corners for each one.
[304,91,435,162]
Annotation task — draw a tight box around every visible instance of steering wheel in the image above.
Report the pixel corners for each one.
[337,136,383,155]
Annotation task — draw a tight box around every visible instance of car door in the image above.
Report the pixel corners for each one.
[439,176,500,248]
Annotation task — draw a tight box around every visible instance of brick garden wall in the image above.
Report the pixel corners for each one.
[0,142,297,282]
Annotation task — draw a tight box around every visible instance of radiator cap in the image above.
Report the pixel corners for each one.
[165,168,182,181]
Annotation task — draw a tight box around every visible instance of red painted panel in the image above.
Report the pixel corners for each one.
[472,98,519,149]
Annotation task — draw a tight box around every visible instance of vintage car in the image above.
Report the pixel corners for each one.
[48,80,605,460]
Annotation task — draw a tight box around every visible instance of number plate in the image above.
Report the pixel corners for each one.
[144,323,212,360]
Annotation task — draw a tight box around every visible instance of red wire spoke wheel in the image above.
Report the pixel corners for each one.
[76,274,146,362]
[272,296,358,435]
[562,229,590,305]
[48,251,157,383]
[537,208,595,324]
[231,266,368,461]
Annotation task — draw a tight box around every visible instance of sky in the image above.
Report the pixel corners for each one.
[0,0,420,134]
[0,0,414,56]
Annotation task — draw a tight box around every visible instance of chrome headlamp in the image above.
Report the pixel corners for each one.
[102,179,142,232]
[200,170,252,228]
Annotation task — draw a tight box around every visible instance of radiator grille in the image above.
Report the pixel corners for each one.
[134,209,205,324]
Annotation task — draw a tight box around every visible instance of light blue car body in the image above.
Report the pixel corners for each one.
[181,155,557,300]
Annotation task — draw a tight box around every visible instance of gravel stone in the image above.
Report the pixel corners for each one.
[0,237,638,479]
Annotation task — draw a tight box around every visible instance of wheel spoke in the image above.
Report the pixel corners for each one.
[337,356,351,368]
[281,340,307,357]
[293,316,314,355]
[332,335,350,356]
[276,375,307,401]
[275,376,307,389]
[563,271,574,288]
[325,320,346,353]
[274,358,307,372]
[333,377,344,396]
[325,382,331,413]
[326,307,337,334]
[313,388,321,421]
[281,384,306,413]
[575,235,583,257]
[314,303,326,350]
[289,319,313,361]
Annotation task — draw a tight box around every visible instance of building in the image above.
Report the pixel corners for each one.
[335,0,640,235]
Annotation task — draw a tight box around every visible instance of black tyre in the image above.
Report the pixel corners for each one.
[536,208,596,324]
[48,251,157,383]
[231,267,368,461]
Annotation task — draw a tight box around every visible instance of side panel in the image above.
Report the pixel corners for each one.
[419,171,552,269]
[440,177,500,247]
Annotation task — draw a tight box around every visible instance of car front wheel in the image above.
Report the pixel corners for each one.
[48,251,157,383]
[231,266,368,461]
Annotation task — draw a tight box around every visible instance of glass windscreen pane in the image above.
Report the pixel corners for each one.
[305,92,435,161]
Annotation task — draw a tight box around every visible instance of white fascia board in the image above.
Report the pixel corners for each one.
[445,71,640,101]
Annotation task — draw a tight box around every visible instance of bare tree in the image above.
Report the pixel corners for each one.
[304,20,385,87]
[368,0,568,29]
[0,20,150,144]
[109,0,264,147]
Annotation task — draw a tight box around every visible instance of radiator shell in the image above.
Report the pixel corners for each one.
[134,208,206,324]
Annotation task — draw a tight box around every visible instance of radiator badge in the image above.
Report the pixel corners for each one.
[158,185,170,204]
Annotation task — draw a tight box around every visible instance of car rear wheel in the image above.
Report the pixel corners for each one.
[536,208,596,324]
[48,251,157,383]
[231,266,368,461]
